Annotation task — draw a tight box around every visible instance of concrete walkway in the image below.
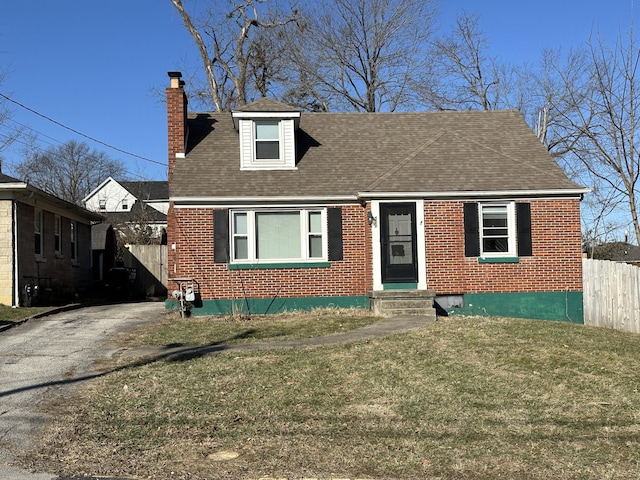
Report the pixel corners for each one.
[119,314,434,361]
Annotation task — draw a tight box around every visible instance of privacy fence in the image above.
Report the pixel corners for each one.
[124,244,168,298]
[582,258,640,333]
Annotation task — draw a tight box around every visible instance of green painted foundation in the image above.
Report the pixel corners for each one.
[166,295,370,316]
[446,291,584,323]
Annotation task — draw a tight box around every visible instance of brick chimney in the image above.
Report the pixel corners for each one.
[166,71,188,183]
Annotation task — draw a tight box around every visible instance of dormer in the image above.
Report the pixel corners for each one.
[232,98,301,170]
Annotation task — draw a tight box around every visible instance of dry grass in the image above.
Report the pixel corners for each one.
[0,305,51,324]
[117,307,379,348]
[19,315,640,479]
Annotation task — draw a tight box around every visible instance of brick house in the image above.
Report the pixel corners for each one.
[0,172,102,306]
[166,72,587,322]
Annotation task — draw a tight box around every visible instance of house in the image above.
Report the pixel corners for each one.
[165,71,588,322]
[83,177,168,240]
[0,172,102,306]
[589,241,640,266]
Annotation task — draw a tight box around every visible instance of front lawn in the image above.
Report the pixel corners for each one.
[0,305,51,324]
[21,315,640,479]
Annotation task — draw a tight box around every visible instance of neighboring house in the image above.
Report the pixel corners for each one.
[165,72,588,322]
[590,242,640,266]
[0,172,102,306]
[83,177,168,239]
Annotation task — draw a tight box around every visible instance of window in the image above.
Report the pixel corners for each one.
[479,203,515,257]
[70,221,77,261]
[231,209,326,262]
[466,202,528,258]
[99,199,106,210]
[122,199,128,210]
[255,121,280,160]
[34,209,43,256]
[54,215,61,254]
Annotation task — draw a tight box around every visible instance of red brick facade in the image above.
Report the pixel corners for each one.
[166,198,583,302]
[424,199,583,294]
[167,205,373,299]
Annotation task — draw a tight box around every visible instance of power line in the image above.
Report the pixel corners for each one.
[0,91,167,167]
[0,131,159,183]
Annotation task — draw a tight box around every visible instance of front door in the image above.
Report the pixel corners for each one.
[380,203,418,284]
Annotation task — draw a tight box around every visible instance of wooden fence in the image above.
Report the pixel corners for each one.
[123,244,168,298]
[582,258,640,333]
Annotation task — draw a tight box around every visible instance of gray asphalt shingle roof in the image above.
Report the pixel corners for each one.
[120,181,168,201]
[171,108,582,199]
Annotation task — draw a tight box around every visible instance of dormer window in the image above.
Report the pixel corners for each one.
[232,98,301,171]
[255,121,280,160]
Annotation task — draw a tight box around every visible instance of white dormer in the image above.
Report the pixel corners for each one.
[232,98,301,170]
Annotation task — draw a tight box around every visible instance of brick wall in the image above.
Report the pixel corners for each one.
[16,202,93,302]
[0,200,13,305]
[166,81,187,183]
[424,198,583,293]
[167,205,372,299]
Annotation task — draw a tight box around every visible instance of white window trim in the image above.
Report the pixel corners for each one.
[254,120,282,161]
[479,202,517,258]
[54,215,62,255]
[34,208,43,257]
[230,208,328,263]
[70,221,77,261]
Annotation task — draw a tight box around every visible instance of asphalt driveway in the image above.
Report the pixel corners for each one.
[0,301,165,480]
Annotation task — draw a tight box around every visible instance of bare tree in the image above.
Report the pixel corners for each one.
[169,0,298,111]
[420,11,523,112]
[288,0,437,112]
[553,29,640,244]
[14,140,126,205]
[0,71,22,164]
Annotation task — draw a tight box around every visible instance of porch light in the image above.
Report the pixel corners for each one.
[367,210,377,226]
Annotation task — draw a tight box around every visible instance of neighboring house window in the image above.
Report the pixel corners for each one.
[99,199,106,210]
[34,209,43,256]
[122,199,128,210]
[70,221,77,261]
[464,202,532,258]
[255,120,280,160]
[230,209,326,262]
[54,215,61,254]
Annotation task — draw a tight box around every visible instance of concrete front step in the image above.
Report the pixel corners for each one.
[369,289,436,319]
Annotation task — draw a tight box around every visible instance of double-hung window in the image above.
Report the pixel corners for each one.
[54,215,62,254]
[34,209,43,256]
[479,203,516,257]
[70,221,77,261]
[254,120,280,160]
[231,209,326,263]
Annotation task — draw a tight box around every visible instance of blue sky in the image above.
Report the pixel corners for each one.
[0,0,636,182]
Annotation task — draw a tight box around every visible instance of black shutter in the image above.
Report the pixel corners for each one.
[213,209,229,263]
[516,202,533,257]
[327,207,343,261]
[464,202,480,257]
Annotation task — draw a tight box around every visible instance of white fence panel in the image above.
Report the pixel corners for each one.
[582,258,640,333]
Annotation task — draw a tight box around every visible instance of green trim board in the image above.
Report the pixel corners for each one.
[477,257,520,263]
[166,295,370,316]
[383,283,418,290]
[446,291,584,323]
[228,262,331,270]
